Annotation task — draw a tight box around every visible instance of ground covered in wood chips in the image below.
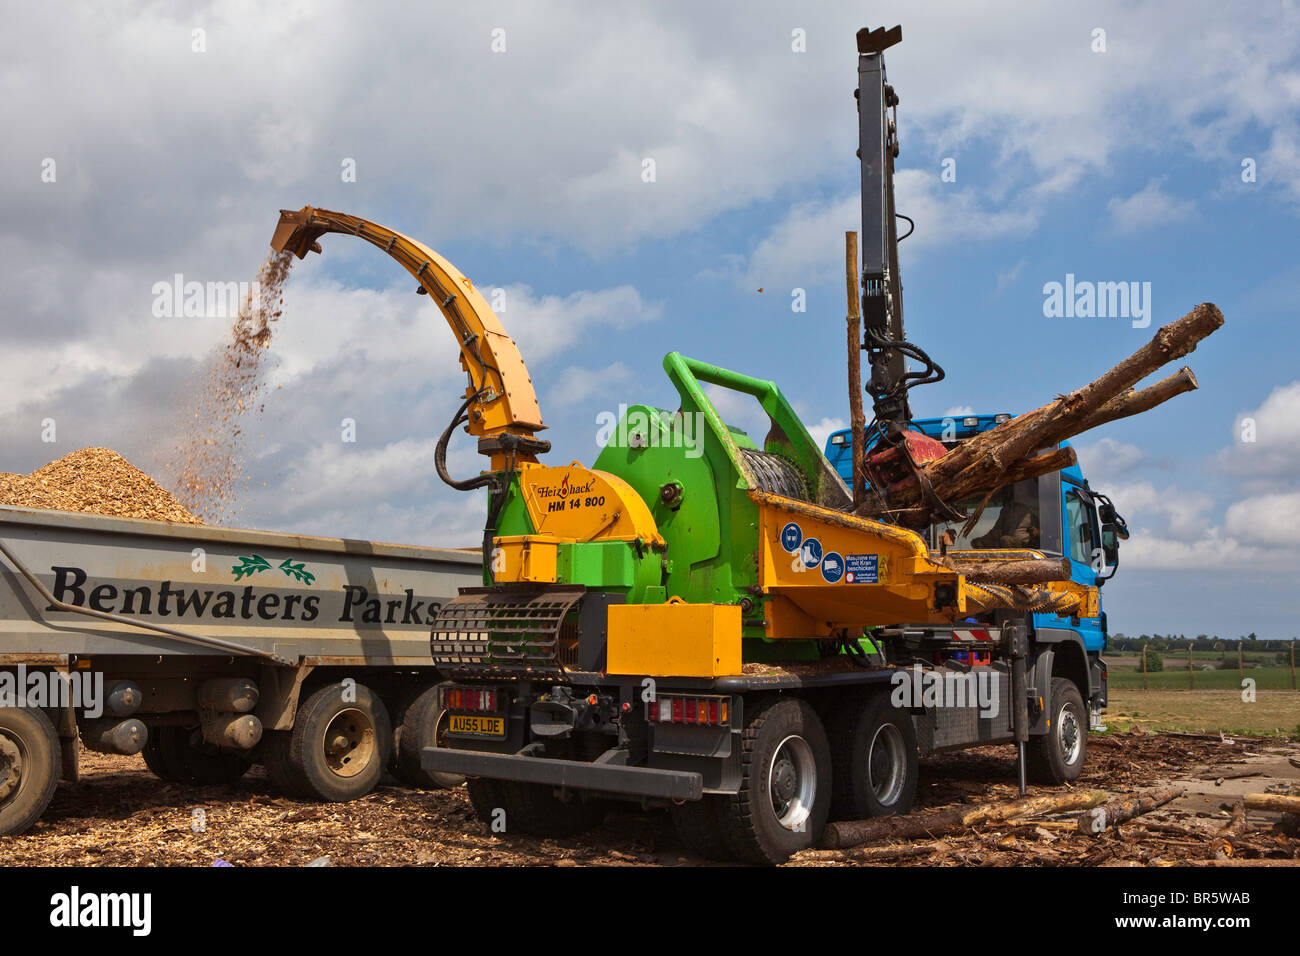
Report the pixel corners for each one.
[3,730,1296,867]
[0,448,203,525]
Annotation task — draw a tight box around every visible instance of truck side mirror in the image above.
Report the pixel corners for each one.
[1101,525,1120,563]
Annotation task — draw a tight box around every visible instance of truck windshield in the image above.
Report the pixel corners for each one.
[931,478,1043,551]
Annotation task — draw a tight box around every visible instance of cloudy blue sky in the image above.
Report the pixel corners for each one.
[1,1,1297,640]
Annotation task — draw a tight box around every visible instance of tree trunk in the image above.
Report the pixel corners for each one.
[846,232,866,509]
[942,557,1072,586]
[857,304,1223,526]
[822,789,1108,849]
[1077,786,1185,835]
[1075,367,1198,433]
[1243,793,1300,814]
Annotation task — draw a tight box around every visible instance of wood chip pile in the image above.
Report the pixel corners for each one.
[0,447,203,525]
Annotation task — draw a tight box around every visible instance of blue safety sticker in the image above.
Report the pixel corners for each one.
[780,522,802,554]
[844,554,879,584]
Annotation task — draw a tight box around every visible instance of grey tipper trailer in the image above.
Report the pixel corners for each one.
[0,504,483,835]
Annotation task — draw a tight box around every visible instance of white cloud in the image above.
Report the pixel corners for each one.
[740,170,1038,291]
[1224,492,1300,549]
[1215,380,1300,479]
[942,405,976,418]
[1107,178,1195,233]
[545,361,636,412]
[995,259,1027,293]
[1097,480,1300,571]
[1074,437,1147,484]
[703,384,769,443]
[804,416,846,450]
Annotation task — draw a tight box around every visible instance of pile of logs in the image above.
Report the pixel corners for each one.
[794,785,1299,865]
[853,302,1225,530]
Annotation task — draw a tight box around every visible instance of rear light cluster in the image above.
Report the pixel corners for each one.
[649,695,729,726]
[441,686,500,712]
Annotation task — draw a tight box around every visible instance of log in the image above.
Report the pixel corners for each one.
[822,789,1108,849]
[1216,802,1251,858]
[1243,793,1300,815]
[1194,769,1262,782]
[859,304,1224,524]
[1077,786,1185,835]
[878,446,1077,526]
[790,843,935,865]
[1075,367,1198,433]
[846,232,866,509]
[943,557,1071,586]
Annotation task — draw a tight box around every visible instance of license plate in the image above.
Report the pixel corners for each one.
[449,714,505,738]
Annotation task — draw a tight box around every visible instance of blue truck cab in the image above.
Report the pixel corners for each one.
[826,414,1127,731]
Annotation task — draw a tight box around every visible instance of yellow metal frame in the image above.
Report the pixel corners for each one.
[492,535,560,584]
[271,207,544,470]
[520,463,664,546]
[607,601,742,677]
[750,490,1096,633]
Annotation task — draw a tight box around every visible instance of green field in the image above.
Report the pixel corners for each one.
[1108,664,1297,690]
[1104,688,1300,736]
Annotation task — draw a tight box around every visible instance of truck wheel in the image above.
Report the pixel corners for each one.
[717,697,831,865]
[828,689,917,819]
[1027,677,1087,785]
[141,728,186,783]
[466,777,507,824]
[494,781,604,837]
[0,707,61,836]
[287,683,392,802]
[390,685,464,790]
[145,726,251,785]
[669,796,733,861]
[260,730,301,796]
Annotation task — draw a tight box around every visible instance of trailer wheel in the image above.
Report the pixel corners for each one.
[144,726,251,785]
[287,683,392,802]
[717,697,831,865]
[828,689,917,820]
[0,707,61,836]
[141,728,186,783]
[669,796,733,861]
[390,686,464,790]
[1027,677,1087,785]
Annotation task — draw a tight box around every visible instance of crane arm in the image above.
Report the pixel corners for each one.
[270,206,547,466]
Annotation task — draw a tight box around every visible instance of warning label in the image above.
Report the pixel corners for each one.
[844,554,879,584]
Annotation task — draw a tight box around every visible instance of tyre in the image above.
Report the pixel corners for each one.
[389,685,464,790]
[141,727,186,783]
[717,696,832,865]
[669,796,733,861]
[1027,677,1087,785]
[143,726,252,785]
[466,777,507,824]
[259,730,300,796]
[287,683,392,802]
[828,689,918,820]
[493,781,604,838]
[0,707,61,836]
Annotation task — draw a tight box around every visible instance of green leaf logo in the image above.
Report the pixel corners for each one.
[231,554,315,585]
[278,558,316,585]
[231,555,272,580]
